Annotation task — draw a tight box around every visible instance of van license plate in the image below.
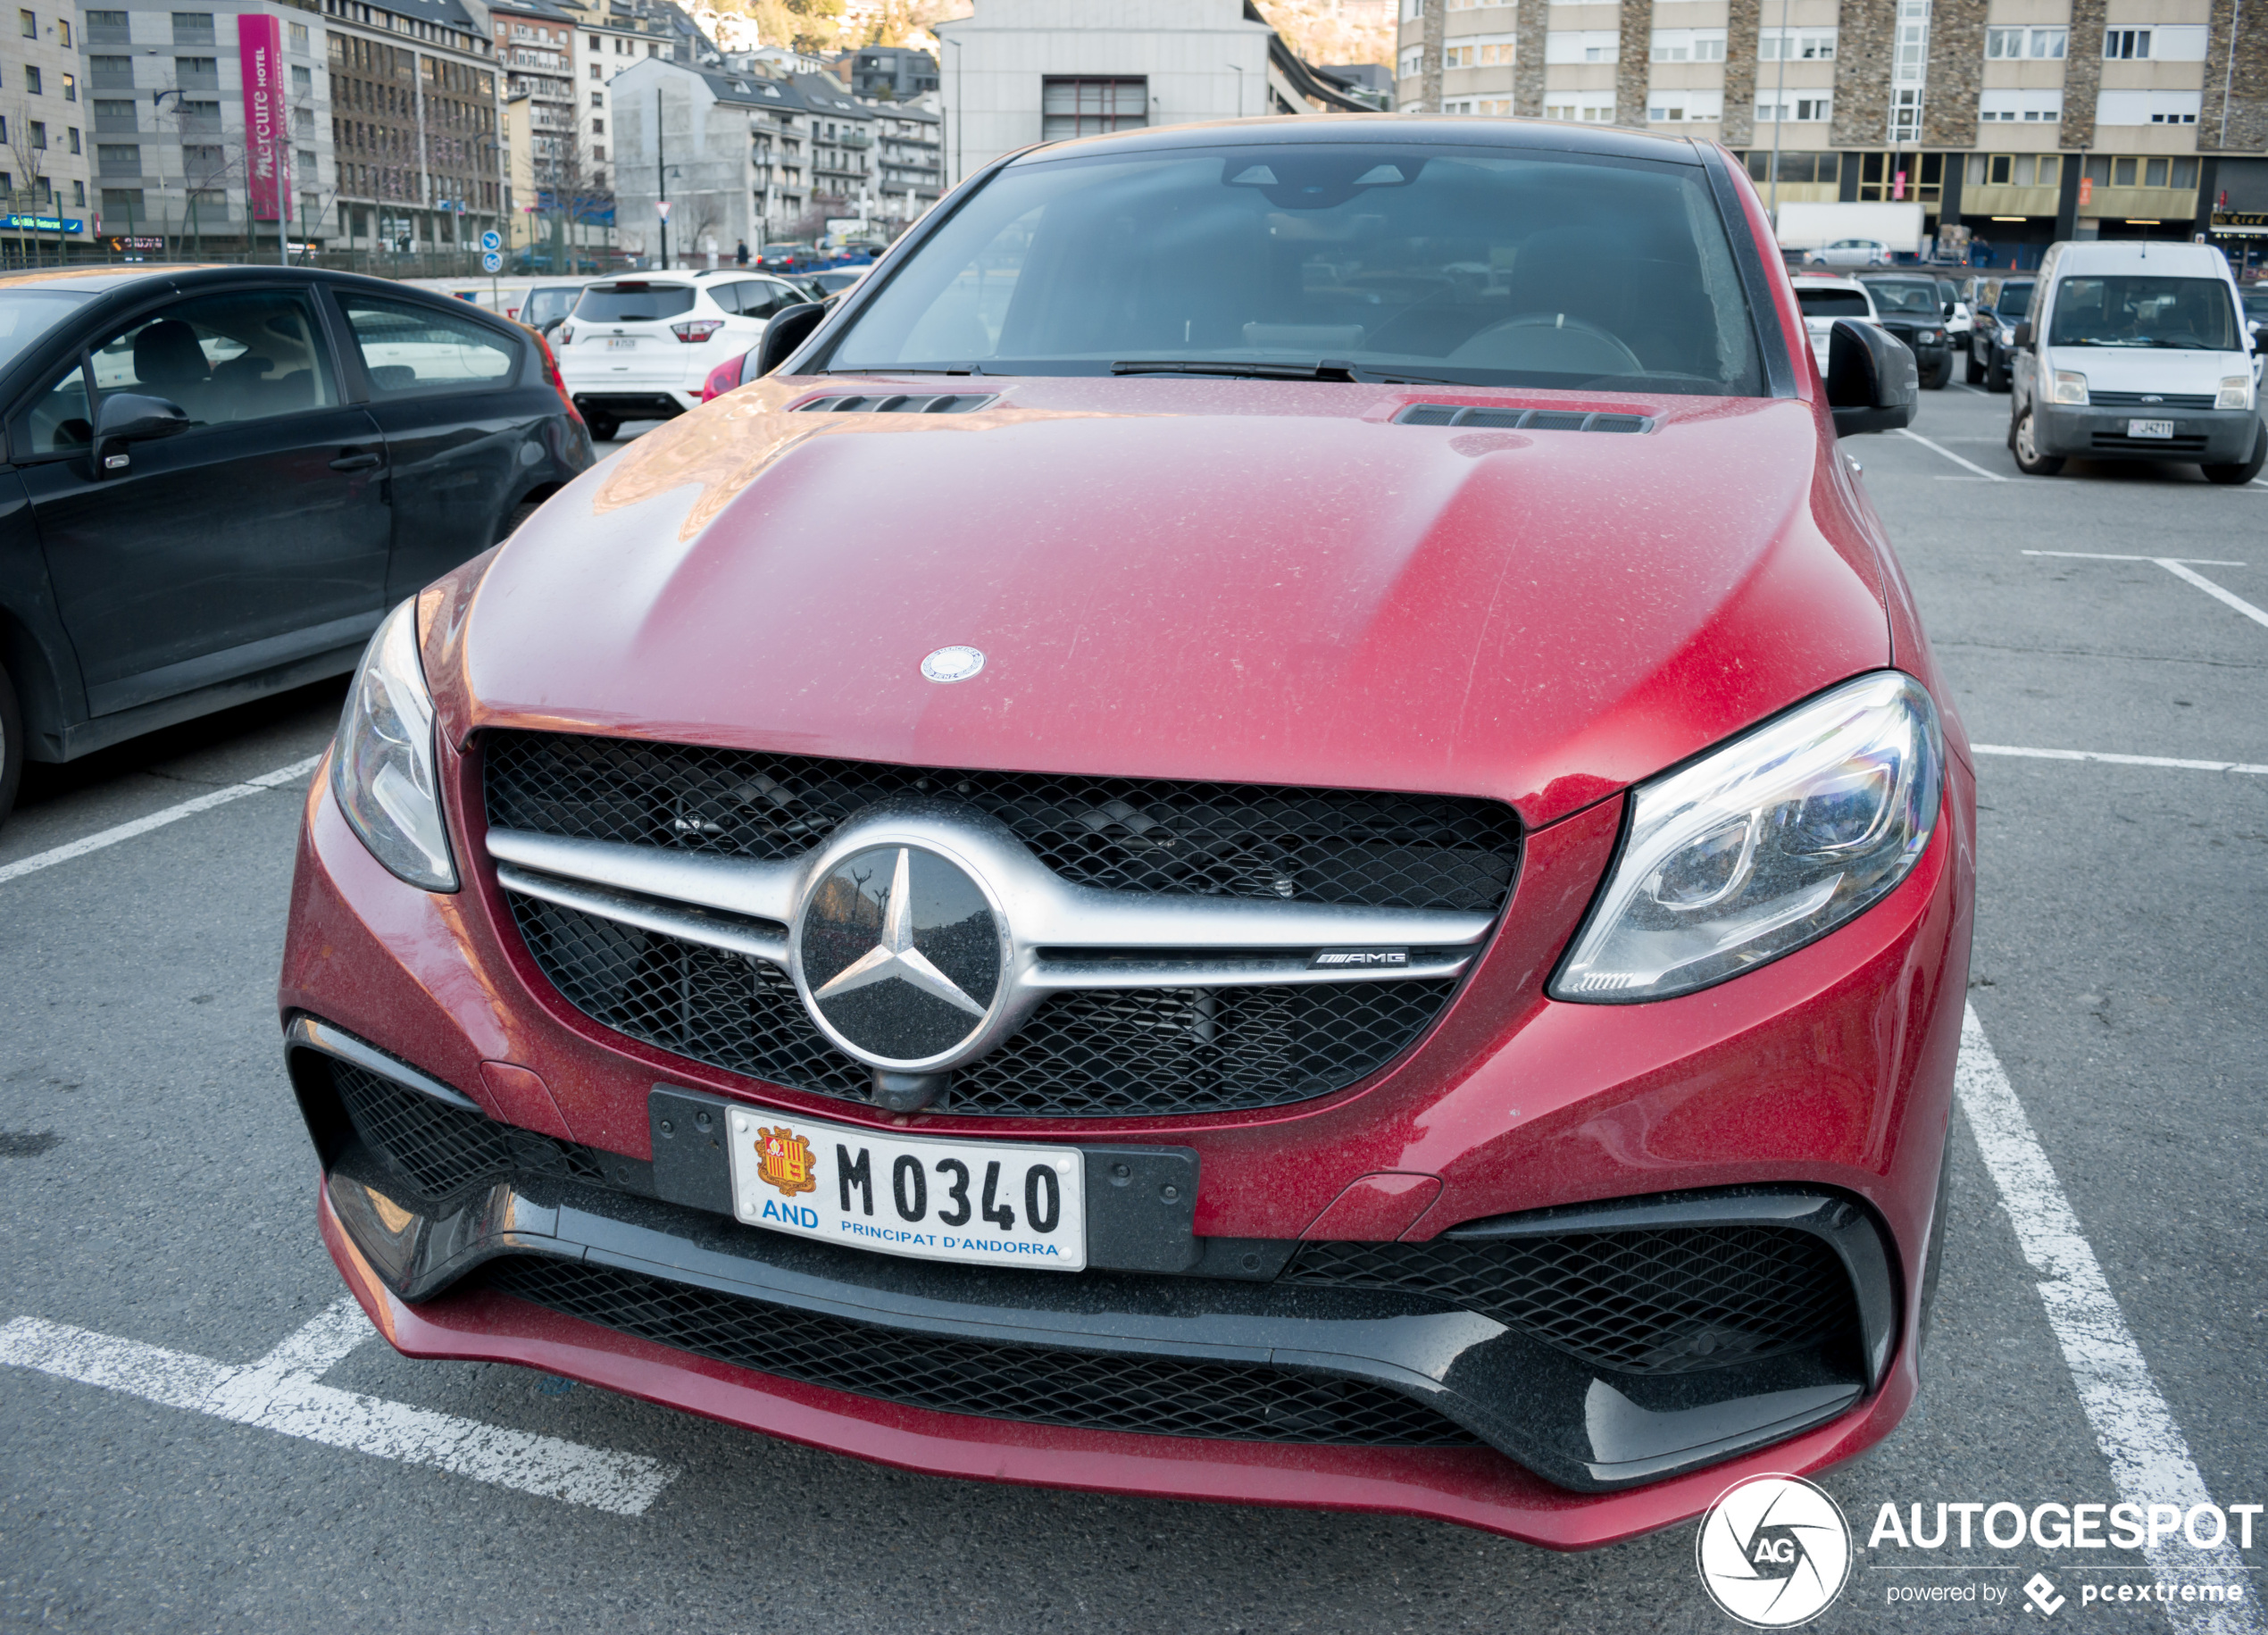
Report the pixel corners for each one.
[725,1106,1087,1271]
[2127,419,2175,439]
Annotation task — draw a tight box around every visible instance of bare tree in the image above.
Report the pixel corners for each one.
[3,95,51,266]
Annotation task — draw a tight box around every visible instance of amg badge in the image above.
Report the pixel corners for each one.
[1308,948,1411,969]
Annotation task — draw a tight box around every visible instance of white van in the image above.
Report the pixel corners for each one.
[2008,240,2264,483]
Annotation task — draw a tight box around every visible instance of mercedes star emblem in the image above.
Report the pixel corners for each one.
[921,645,985,683]
[792,842,1005,1068]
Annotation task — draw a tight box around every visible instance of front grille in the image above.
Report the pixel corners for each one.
[508,893,1459,1115]
[2088,391,2215,410]
[1282,1225,1858,1376]
[329,1058,611,1203]
[2091,432,2209,454]
[488,1255,1479,1447]
[483,730,1522,914]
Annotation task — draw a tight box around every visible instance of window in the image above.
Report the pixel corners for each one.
[1040,77,1147,140]
[2103,29,2148,59]
[825,142,1767,396]
[2097,89,2203,125]
[71,178,81,204]
[21,65,37,94]
[1755,96,1832,122]
[590,63,600,79]
[1544,30,1618,63]
[1647,89,1723,122]
[27,121,43,147]
[342,296,518,395]
[1980,89,2062,122]
[60,71,72,100]
[1398,45,1422,77]
[65,290,340,441]
[1967,153,2060,187]
[288,21,306,50]
[1445,34,1514,67]
[96,142,139,176]
[18,9,32,38]
[590,116,602,134]
[591,90,602,106]
[1744,151,1839,186]
[85,8,126,29]
[1986,26,2064,58]
[169,10,214,45]
[2049,277,2239,350]
[58,16,66,43]
[90,55,134,88]
[293,64,312,95]
[1542,97,1615,121]
[67,125,77,152]
[1652,29,1726,61]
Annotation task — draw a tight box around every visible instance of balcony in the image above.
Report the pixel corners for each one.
[837,128,871,148]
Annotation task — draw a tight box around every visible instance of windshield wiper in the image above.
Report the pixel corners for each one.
[1111,358,1473,386]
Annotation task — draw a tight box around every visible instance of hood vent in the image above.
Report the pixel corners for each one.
[1395,405,1652,434]
[796,392,997,414]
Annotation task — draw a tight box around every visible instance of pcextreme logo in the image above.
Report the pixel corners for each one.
[1697,1474,1855,1627]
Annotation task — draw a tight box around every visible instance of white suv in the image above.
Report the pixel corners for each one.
[555,272,812,439]
[1790,275,1880,370]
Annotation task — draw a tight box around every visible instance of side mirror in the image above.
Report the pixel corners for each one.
[2012,321,2034,347]
[754,300,827,377]
[92,392,189,479]
[1943,301,1956,319]
[1827,319,1920,438]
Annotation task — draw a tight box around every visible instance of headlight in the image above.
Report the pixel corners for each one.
[332,598,458,891]
[2217,374,2255,411]
[1551,672,1942,1003]
[2049,370,2089,405]
[1921,329,1943,344]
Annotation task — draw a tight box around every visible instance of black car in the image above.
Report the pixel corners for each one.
[1968,276,2036,391]
[0,265,593,826]
[1858,273,1955,389]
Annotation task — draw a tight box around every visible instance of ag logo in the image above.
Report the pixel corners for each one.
[1696,1474,1852,1627]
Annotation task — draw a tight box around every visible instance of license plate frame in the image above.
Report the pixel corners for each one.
[605,337,638,351]
[2127,418,2176,439]
[724,1105,1088,1272]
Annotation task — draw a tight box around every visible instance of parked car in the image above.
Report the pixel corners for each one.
[517,279,596,338]
[1936,275,1972,350]
[756,243,821,273]
[805,267,872,297]
[2007,239,2264,482]
[1860,273,1955,388]
[553,272,811,439]
[1790,273,1880,368]
[2241,283,2268,350]
[1814,238,1892,268]
[281,116,1956,1550]
[1967,276,2036,390]
[0,264,591,827]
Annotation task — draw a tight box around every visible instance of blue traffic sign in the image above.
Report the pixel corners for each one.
[481,250,504,272]
[479,229,502,253]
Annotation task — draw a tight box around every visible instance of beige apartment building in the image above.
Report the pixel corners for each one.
[1397,0,2268,267]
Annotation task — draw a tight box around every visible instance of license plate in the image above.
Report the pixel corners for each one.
[605,337,638,351]
[726,1107,1087,1271]
[2127,419,2175,439]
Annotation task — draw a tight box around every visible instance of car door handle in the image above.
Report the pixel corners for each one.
[329,450,383,471]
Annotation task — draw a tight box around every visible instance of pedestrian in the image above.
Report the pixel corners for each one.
[735,238,749,266]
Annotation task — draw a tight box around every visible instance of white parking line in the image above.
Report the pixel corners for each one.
[0,1297,679,1516]
[2023,552,2248,566]
[2156,560,2268,631]
[1956,1008,2262,1634]
[1896,428,2007,481]
[1973,745,2268,775]
[0,753,324,887]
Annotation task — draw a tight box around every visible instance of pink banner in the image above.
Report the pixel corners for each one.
[238,13,290,221]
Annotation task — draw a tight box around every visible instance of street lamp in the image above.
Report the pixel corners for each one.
[940,35,962,189]
[1228,62,1244,119]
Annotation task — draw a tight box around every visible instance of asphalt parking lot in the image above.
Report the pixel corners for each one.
[1,391,2264,1634]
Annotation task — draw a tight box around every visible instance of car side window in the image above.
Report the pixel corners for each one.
[706,281,746,315]
[339,296,520,396]
[56,288,339,441]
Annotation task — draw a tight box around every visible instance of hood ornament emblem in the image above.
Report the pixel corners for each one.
[811,847,990,1021]
[921,645,985,683]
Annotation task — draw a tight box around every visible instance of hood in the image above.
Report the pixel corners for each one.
[2045,345,2251,392]
[438,376,1889,829]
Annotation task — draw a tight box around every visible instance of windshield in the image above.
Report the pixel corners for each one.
[1995,283,2035,319]
[2048,276,2240,350]
[574,282,696,322]
[1797,288,1872,318]
[0,288,92,375]
[2239,288,2267,319]
[1866,280,1940,315]
[524,287,581,326]
[825,144,1766,395]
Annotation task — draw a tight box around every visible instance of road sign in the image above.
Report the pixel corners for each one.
[656,201,671,221]
[481,250,504,272]
[480,229,501,252]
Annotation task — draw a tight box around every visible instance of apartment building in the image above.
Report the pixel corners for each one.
[1397,0,2268,266]
[319,0,498,254]
[611,54,805,261]
[3,2,94,250]
[81,0,331,253]
[871,96,942,224]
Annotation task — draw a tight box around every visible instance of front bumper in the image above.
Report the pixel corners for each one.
[2034,403,2263,463]
[281,736,1974,1545]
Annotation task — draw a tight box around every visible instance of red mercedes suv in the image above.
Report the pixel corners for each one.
[279,117,1970,1547]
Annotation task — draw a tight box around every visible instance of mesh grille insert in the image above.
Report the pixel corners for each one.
[483,730,1522,914]
[1282,1225,1858,1376]
[488,1255,1480,1447]
[506,893,1459,1115]
[1394,404,1654,435]
[328,1058,611,1202]
[795,392,997,414]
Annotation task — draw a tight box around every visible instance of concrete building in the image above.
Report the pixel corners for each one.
[490,0,581,257]
[933,0,1372,190]
[611,54,793,262]
[81,0,337,254]
[3,1,95,255]
[1395,0,2268,267]
[845,44,938,100]
[871,96,943,226]
[318,0,499,254]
